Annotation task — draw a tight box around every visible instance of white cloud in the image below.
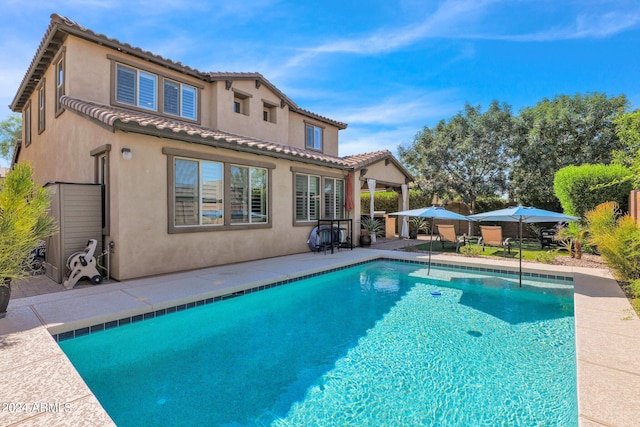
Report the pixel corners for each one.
[320,89,462,127]
[463,10,640,42]
[338,126,419,157]
[278,0,640,77]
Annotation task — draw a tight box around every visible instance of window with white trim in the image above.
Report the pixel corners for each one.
[230,165,268,224]
[116,64,157,111]
[295,174,321,221]
[324,178,345,219]
[174,158,223,226]
[305,124,323,150]
[164,79,197,120]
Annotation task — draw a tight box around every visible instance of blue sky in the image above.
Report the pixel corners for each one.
[2,0,640,167]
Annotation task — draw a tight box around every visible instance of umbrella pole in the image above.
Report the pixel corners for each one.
[428,218,434,275]
[519,218,523,287]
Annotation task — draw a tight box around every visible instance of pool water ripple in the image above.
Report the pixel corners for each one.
[59,261,576,426]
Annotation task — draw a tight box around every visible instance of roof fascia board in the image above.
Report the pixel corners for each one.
[114,121,348,170]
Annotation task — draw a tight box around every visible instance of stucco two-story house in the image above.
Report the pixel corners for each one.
[10,14,413,281]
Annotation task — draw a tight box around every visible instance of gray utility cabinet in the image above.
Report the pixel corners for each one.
[44,183,102,283]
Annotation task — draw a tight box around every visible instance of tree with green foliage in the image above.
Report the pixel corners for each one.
[398,101,515,233]
[612,109,640,189]
[613,109,640,162]
[0,114,22,161]
[510,93,628,211]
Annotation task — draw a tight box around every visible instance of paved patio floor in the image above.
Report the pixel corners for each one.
[1,243,639,426]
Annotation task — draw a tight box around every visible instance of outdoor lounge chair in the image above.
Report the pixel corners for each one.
[436,224,465,253]
[479,225,512,255]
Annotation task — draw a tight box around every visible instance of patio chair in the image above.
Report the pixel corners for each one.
[479,226,512,255]
[436,224,465,253]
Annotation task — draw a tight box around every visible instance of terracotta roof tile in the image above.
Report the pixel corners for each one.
[11,14,345,131]
[60,96,409,178]
[61,96,351,167]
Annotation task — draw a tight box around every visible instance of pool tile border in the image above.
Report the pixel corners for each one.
[52,257,573,342]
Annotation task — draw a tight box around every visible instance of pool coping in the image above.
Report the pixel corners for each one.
[1,249,639,426]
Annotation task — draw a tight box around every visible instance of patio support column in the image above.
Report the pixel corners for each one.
[367,178,376,242]
[401,184,409,238]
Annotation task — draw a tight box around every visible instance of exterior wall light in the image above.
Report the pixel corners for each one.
[121,148,132,160]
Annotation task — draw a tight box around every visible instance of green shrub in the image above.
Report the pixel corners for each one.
[533,251,557,264]
[360,191,399,214]
[554,164,632,217]
[586,202,640,282]
[360,189,435,214]
[0,163,57,282]
[459,245,482,257]
[630,278,640,299]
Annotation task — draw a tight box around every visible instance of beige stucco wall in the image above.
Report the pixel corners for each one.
[18,49,110,186]
[213,80,291,145]
[287,113,340,156]
[15,32,410,280]
[361,160,408,188]
[108,132,348,280]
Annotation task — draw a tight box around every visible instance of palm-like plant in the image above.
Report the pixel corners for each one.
[361,216,383,236]
[555,222,587,259]
[409,217,430,235]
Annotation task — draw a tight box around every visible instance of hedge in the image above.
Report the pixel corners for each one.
[360,190,435,214]
[554,164,633,217]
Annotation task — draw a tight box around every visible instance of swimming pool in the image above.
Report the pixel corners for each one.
[59,260,577,426]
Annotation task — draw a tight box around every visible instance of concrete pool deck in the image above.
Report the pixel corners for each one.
[1,246,639,426]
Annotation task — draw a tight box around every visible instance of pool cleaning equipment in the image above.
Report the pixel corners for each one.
[63,239,103,289]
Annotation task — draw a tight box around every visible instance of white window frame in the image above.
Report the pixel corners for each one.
[305,123,323,151]
[163,79,197,120]
[173,158,224,227]
[294,173,321,222]
[230,165,268,225]
[115,63,158,111]
[323,177,345,219]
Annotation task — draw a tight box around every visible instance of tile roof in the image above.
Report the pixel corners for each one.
[60,96,373,169]
[10,14,346,129]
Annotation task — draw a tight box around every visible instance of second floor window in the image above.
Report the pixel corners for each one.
[305,124,322,150]
[116,64,157,111]
[164,80,197,120]
[23,101,32,147]
[55,53,65,116]
[37,79,46,134]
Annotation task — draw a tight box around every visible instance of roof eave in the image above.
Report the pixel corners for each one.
[9,21,67,112]
[114,121,348,170]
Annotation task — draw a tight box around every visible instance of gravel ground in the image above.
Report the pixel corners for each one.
[401,245,610,271]
[549,253,610,270]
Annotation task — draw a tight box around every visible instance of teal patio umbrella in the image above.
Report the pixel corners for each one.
[389,206,471,274]
[468,206,579,287]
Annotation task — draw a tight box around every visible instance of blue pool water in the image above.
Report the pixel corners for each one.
[59,261,577,426]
